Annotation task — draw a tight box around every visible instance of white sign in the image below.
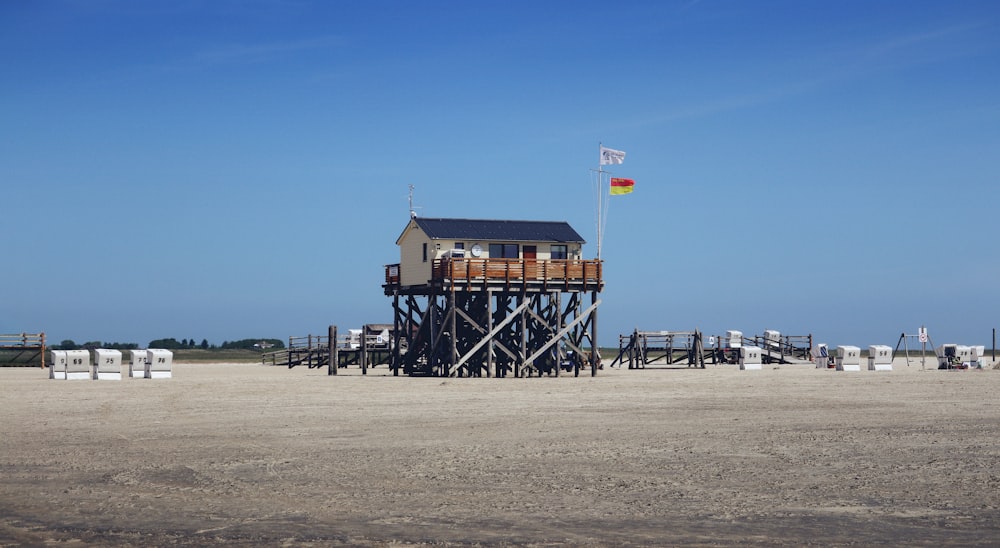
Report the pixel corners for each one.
[918,327,928,343]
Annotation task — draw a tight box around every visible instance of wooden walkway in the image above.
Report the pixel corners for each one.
[611,330,707,369]
[261,326,394,375]
[611,330,814,368]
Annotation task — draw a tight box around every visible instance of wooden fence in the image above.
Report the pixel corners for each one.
[0,332,46,368]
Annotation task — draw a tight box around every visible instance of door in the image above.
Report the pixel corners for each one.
[523,245,537,279]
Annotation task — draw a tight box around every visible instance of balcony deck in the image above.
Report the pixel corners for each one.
[384,258,603,295]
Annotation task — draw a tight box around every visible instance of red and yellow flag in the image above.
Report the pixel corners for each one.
[610,178,635,195]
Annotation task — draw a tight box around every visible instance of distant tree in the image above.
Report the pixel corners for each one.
[220,338,285,351]
[104,342,139,350]
[82,341,102,350]
[189,338,196,348]
[200,339,209,349]
[148,338,182,350]
[181,338,188,347]
[57,340,79,350]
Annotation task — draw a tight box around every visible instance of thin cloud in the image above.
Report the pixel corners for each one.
[863,23,986,58]
[194,35,344,65]
[620,21,993,131]
[618,79,823,130]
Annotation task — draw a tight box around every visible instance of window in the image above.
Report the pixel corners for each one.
[454,243,464,250]
[489,243,519,258]
[422,243,428,262]
[551,245,567,260]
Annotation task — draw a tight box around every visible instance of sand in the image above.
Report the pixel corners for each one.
[2,358,999,546]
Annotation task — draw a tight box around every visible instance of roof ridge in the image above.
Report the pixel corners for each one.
[417,217,571,224]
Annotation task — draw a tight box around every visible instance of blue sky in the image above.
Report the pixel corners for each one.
[3,0,998,349]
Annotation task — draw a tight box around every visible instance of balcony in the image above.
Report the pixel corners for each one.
[384,258,603,293]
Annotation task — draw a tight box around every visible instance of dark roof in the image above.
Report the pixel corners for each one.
[411,217,585,244]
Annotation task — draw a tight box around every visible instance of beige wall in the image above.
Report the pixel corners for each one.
[398,220,433,286]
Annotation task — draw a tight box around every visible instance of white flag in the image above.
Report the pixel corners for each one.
[599,146,625,165]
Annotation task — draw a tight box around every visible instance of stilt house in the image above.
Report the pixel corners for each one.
[383,216,603,377]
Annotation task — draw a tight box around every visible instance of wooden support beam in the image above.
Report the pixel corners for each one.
[392,292,401,376]
[487,290,495,377]
[453,298,528,372]
[328,325,338,375]
[524,299,601,367]
[590,291,599,376]
[448,290,458,377]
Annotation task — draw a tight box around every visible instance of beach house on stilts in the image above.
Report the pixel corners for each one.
[383,216,603,377]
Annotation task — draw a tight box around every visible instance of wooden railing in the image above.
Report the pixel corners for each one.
[0,333,46,348]
[262,334,332,366]
[385,264,400,284]
[288,334,330,350]
[0,332,46,368]
[384,258,603,288]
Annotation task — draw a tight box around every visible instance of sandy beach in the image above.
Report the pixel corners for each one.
[2,358,999,546]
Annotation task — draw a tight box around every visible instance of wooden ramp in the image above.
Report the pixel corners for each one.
[711,332,814,365]
[611,330,707,369]
[261,325,395,375]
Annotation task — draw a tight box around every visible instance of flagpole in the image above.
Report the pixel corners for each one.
[594,143,624,261]
[597,143,603,261]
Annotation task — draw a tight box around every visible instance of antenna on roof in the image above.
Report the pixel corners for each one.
[408,184,418,218]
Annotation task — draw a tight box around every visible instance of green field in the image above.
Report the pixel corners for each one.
[165,349,265,363]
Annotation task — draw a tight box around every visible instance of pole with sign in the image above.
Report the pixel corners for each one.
[918,326,928,370]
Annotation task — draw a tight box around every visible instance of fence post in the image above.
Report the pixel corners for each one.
[361,324,368,375]
[334,325,339,375]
